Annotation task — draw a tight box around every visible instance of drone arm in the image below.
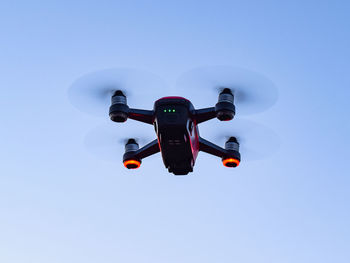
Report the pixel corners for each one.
[128,108,154,124]
[194,88,236,123]
[134,139,160,159]
[198,137,226,158]
[199,136,241,167]
[194,107,217,124]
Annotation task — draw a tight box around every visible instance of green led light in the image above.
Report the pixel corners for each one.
[164,109,176,113]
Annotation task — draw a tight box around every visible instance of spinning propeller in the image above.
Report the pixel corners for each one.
[176,65,278,115]
[199,118,280,162]
[84,121,154,162]
[68,68,167,117]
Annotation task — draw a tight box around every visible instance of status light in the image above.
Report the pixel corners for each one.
[124,159,141,169]
[222,158,240,167]
[163,109,176,113]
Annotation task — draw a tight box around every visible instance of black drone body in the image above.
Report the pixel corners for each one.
[109,88,240,175]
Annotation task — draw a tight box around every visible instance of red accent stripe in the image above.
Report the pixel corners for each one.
[156,96,189,101]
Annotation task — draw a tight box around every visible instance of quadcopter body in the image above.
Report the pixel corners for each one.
[110,89,240,175]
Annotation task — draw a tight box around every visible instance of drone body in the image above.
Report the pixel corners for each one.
[110,89,240,175]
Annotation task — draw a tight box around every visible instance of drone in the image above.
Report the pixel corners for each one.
[110,88,239,175]
[69,67,278,175]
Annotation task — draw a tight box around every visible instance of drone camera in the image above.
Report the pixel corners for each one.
[109,90,129,122]
[123,139,141,169]
[215,88,235,121]
[222,137,240,167]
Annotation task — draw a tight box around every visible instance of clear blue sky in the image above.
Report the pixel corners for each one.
[1,1,349,262]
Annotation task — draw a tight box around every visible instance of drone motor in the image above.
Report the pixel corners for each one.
[123,139,141,169]
[109,90,129,122]
[222,137,240,167]
[215,88,235,121]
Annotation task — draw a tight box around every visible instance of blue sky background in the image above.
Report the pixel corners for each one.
[1,0,349,262]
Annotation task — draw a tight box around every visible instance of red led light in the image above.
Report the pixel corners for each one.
[124,159,141,169]
[222,158,240,167]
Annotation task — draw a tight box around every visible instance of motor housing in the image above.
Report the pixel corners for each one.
[222,137,241,167]
[109,90,129,122]
[215,88,235,121]
[123,139,141,169]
